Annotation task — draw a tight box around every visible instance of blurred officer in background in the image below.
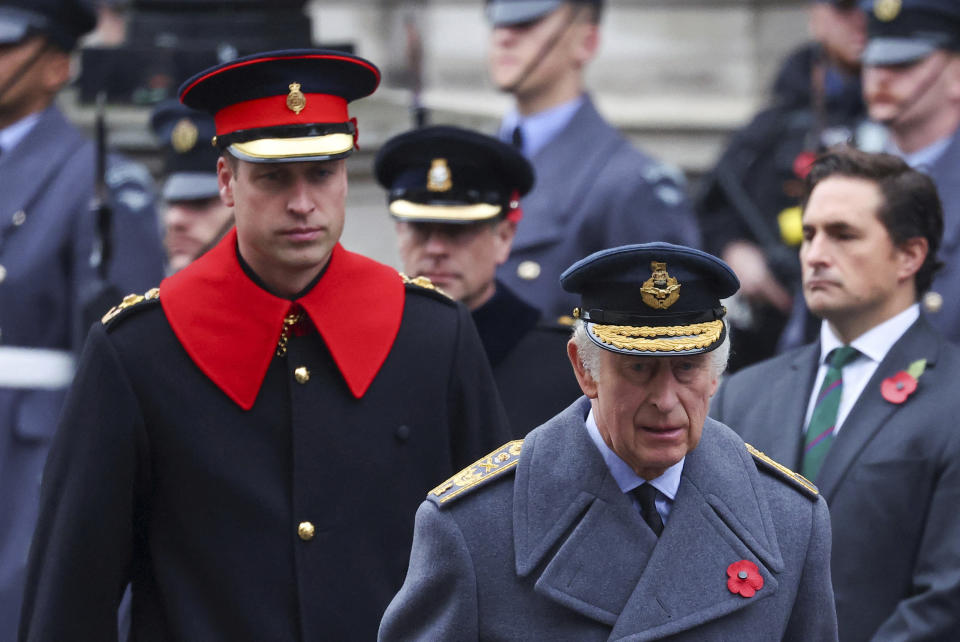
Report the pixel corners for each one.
[485,0,700,323]
[19,49,509,641]
[0,0,163,636]
[861,0,960,342]
[695,0,870,370]
[150,99,233,273]
[378,125,582,436]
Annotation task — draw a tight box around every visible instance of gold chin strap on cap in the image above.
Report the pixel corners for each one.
[589,319,723,353]
[389,200,502,222]
[229,133,355,160]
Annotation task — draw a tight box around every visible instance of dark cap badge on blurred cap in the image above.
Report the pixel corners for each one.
[178,49,380,163]
[0,0,96,51]
[375,125,534,224]
[561,243,739,356]
[151,99,220,202]
[862,0,960,65]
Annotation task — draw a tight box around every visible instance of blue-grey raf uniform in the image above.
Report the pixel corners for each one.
[860,0,960,341]
[380,243,837,640]
[488,0,701,323]
[0,1,164,637]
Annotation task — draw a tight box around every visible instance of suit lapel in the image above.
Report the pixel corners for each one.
[608,421,783,641]
[760,345,820,470]
[815,317,942,498]
[0,107,88,240]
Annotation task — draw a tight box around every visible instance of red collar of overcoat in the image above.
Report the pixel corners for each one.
[160,228,404,409]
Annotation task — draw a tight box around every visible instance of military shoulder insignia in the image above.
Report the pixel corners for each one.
[640,261,681,309]
[429,440,524,507]
[400,272,453,303]
[746,443,819,501]
[102,287,161,327]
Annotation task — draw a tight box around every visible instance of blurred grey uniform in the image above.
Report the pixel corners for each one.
[379,399,837,641]
[0,2,164,635]
[499,96,701,321]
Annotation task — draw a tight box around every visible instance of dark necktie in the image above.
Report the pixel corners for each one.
[631,484,663,536]
[802,345,859,480]
[511,124,524,151]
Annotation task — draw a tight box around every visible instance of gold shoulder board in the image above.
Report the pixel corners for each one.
[429,440,524,506]
[746,443,819,500]
[102,287,160,325]
[400,272,452,300]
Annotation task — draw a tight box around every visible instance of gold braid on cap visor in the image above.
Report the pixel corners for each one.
[589,319,723,352]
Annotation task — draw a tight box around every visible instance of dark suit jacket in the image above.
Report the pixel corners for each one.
[380,397,837,641]
[497,96,701,321]
[711,316,960,641]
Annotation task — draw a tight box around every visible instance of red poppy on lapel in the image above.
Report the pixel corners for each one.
[727,560,763,598]
[881,359,926,405]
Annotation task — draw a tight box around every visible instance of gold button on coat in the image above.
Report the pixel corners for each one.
[517,260,541,280]
[923,291,943,314]
[294,366,310,384]
[298,521,315,541]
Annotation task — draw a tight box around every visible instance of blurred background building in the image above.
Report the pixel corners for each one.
[66,0,810,266]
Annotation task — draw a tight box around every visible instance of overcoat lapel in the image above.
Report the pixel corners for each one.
[514,402,785,637]
[609,420,783,641]
[0,107,87,234]
[512,98,621,253]
[815,317,942,498]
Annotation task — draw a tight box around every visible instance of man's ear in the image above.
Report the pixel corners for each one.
[896,236,928,283]
[217,157,235,208]
[492,220,517,266]
[567,339,599,399]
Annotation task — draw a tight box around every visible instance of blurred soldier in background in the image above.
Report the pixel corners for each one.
[150,99,233,273]
[485,0,700,323]
[0,0,163,636]
[861,0,960,342]
[378,125,582,436]
[695,0,870,371]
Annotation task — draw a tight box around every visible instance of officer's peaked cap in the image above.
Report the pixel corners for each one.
[861,0,960,65]
[485,0,603,27]
[0,0,96,51]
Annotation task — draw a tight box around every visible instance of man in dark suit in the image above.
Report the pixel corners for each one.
[381,243,838,641]
[859,0,960,341]
[0,1,163,637]
[377,125,582,436]
[19,50,510,641]
[711,147,960,640]
[485,0,700,322]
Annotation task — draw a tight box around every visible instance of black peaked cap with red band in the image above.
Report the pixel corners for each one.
[178,49,381,163]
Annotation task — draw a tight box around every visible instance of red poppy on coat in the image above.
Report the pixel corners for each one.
[881,371,918,404]
[727,560,763,598]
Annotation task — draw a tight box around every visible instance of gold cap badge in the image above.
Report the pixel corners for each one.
[427,158,452,192]
[286,82,306,115]
[170,118,199,153]
[640,261,681,309]
[874,0,901,22]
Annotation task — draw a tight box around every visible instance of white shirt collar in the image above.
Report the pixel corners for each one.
[584,407,684,500]
[0,112,41,157]
[819,304,919,366]
[499,94,585,158]
[889,135,953,171]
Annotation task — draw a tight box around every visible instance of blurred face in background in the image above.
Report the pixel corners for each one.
[863,51,960,136]
[395,218,515,310]
[163,196,233,273]
[809,2,867,73]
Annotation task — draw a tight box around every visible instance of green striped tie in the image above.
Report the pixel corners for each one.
[802,346,859,481]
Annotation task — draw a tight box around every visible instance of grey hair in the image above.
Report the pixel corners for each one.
[570,320,730,380]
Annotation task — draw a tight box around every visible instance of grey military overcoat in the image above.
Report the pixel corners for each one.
[380,397,838,641]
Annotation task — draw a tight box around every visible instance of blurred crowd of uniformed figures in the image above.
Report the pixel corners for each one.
[5,0,960,640]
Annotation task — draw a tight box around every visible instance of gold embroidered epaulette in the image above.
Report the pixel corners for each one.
[746,443,819,501]
[400,272,452,300]
[429,440,524,506]
[102,287,160,325]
